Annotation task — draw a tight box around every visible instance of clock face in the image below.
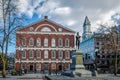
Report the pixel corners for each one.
[58,28,62,32]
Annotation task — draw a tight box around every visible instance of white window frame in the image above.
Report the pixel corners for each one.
[36,38,41,47]
[66,51,70,59]
[22,38,26,46]
[65,38,69,47]
[59,51,63,59]
[51,51,56,59]
[29,38,34,46]
[21,51,26,58]
[36,63,41,71]
[37,50,41,58]
[58,38,63,47]
[21,63,26,69]
[44,50,48,58]
[44,38,48,47]
[29,50,34,58]
[65,63,70,70]
[51,38,56,47]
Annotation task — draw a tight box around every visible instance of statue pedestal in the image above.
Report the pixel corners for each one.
[74,50,92,77]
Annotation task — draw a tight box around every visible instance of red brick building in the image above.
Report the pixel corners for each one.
[15,16,75,73]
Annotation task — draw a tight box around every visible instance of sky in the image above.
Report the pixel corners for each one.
[6,0,120,52]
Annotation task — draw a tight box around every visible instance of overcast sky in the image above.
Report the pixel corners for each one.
[17,0,120,34]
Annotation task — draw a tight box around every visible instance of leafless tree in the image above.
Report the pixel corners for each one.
[97,24,120,75]
[0,0,24,78]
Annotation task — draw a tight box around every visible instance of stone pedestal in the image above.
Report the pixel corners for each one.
[75,50,92,77]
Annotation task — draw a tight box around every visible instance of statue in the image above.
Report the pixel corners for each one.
[76,32,80,50]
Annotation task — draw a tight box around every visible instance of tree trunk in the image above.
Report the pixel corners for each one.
[2,62,6,78]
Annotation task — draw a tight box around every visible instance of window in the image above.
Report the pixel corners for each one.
[65,38,69,47]
[36,63,41,71]
[58,51,63,59]
[66,51,70,59]
[51,51,56,59]
[29,50,34,58]
[58,38,62,47]
[96,42,99,45]
[37,51,41,58]
[21,51,26,58]
[44,50,48,58]
[65,63,70,70]
[41,27,51,32]
[36,38,41,47]
[22,38,26,46]
[29,38,34,46]
[44,38,48,47]
[21,64,26,69]
[51,38,55,47]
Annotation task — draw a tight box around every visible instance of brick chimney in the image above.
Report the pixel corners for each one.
[44,16,48,19]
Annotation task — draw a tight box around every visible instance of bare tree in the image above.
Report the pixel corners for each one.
[97,24,120,75]
[0,0,24,78]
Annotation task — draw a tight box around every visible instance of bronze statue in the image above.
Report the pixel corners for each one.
[76,32,80,50]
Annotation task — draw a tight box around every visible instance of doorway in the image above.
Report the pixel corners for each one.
[58,64,62,71]
[44,63,49,74]
[30,64,33,71]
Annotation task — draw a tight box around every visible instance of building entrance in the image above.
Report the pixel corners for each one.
[30,64,33,71]
[58,64,62,71]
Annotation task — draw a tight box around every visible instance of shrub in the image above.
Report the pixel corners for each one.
[11,69,17,76]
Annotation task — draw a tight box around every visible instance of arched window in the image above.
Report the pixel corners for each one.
[36,63,41,71]
[65,38,69,47]
[51,38,55,47]
[29,38,34,46]
[65,63,70,70]
[44,50,48,58]
[58,38,62,47]
[36,38,41,47]
[37,51,41,58]
[21,64,26,69]
[21,51,26,58]
[44,38,48,47]
[58,51,63,59]
[51,51,56,59]
[66,51,70,59]
[22,38,26,46]
[29,50,34,58]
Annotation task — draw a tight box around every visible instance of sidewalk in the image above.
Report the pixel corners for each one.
[0,73,44,80]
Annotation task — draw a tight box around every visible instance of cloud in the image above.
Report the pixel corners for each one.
[16,0,120,34]
[54,7,71,15]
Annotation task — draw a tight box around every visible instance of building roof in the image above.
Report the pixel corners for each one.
[16,16,75,33]
[83,16,91,26]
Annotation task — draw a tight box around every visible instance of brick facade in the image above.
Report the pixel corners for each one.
[15,16,75,72]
